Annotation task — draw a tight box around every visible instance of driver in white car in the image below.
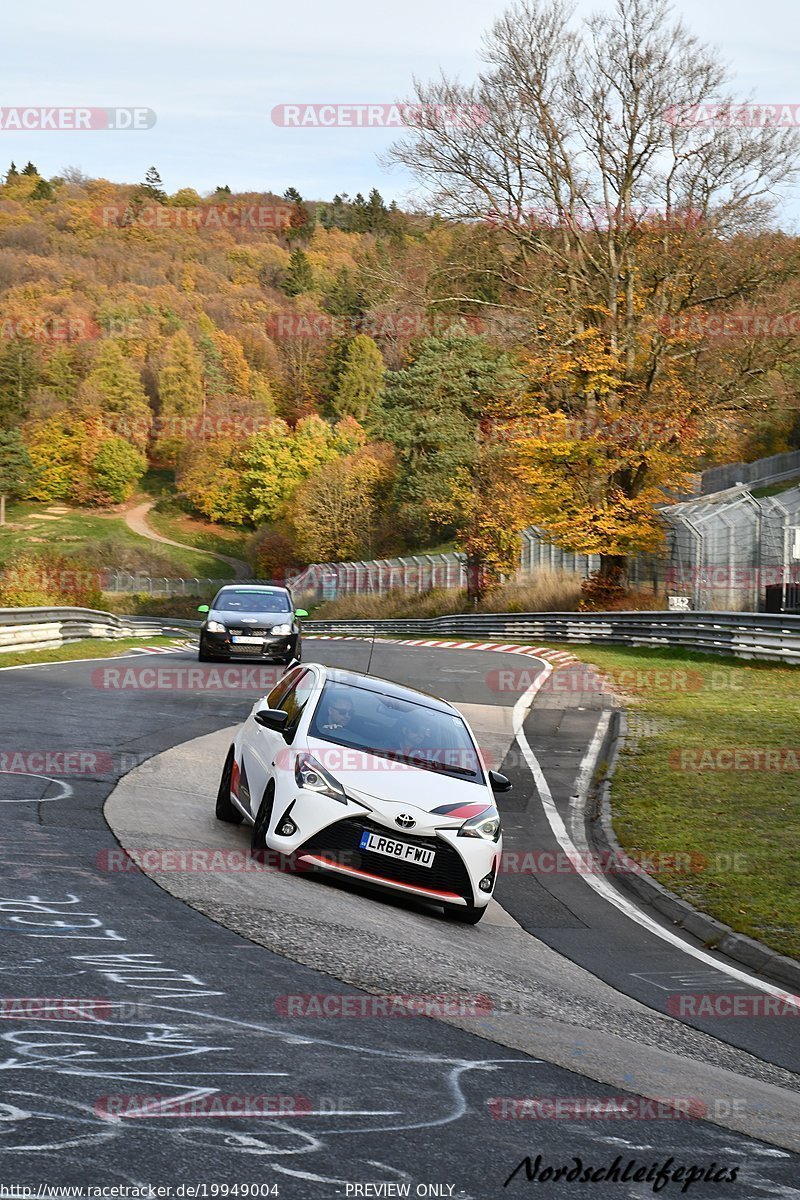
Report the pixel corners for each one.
[318,694,355,733]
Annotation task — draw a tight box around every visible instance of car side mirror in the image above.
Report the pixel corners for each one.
[197,604,210,614]
[254,708,289,732]
[295,608,309,618]
[488,770,512,793]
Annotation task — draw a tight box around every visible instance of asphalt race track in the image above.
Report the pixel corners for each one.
[0,638,798,1199]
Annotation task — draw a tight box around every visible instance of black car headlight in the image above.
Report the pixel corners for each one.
[271,623,292,635]
[458,806,501,842]
[206,620,226,633]
[294,753,347,804]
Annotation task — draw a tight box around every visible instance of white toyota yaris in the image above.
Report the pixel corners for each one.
[214,663,510,923]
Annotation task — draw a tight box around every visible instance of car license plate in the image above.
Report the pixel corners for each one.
[231,636,264,644]
[359,831,435,868]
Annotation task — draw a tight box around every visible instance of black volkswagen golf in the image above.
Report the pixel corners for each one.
[197,585,308,664]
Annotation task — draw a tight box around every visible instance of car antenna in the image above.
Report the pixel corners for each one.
[365,625,376,675]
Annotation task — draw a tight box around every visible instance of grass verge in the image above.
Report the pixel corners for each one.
[0,636,179,669]
[0,501,236,579]
[556,644,799,961]
[146,506,248,566]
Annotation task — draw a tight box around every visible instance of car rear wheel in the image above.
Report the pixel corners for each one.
[445,903,485,925]
[215,748,243,824]
[251,780,275,853]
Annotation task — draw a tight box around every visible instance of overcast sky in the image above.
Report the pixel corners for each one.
[1,0,798,226]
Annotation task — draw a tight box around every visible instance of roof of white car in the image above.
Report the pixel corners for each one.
[318,664,456,715]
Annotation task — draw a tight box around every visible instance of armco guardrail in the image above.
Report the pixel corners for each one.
[304,610,800,665]
[0,607,164,655]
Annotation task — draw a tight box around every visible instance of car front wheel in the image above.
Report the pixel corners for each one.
[251,780,275,853]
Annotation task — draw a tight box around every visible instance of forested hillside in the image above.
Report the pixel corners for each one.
[1,160,799,598]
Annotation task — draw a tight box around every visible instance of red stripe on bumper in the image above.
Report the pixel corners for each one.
[297,854,467,904]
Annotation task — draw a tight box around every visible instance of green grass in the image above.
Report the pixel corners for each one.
[553,644,800,960]
[146,506,249,565]
[750,474,800,498]
[0,636,179,669]
[0,501,234,579]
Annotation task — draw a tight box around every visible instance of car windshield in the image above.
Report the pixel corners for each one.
[308,681,483,782]
[214,590,291,614]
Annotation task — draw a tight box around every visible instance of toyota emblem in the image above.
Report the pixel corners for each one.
[395,813,416,829]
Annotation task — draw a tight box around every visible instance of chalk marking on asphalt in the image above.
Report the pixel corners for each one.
[0,772,73,804]
[511,658,800,1010]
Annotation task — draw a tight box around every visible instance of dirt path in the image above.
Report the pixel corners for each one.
[124,501,251,580]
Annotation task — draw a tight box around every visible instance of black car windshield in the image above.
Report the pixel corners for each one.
[214,590,291,614]
[308,681,483,783]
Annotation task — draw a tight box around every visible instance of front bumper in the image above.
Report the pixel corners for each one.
[201,631,297,660]
[292,815,495,908]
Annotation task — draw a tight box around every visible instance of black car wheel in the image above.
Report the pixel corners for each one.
[251,780,275,853]
[445,903,485,925]
[215,748,243,824]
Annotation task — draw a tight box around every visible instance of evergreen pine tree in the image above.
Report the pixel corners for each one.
[331,335,385,424]
[366,188,388,231]
[30,178,54,200]
[142,166,166,201]
[282,247,314,295]
[0,340,38,428]
[0,429,34,525]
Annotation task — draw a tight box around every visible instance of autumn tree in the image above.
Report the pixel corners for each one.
[290,448,392,562]
[284,187,314,241]
[87,437,147,504]
[241,415,364,524]
[78,341,152,450]
[155,329,204,462]
[23,409,146,505]
[175,438,252,524]
[389,0,800,580]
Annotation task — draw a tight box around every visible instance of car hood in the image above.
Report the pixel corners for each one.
[211,608,293,627]
[305,736,493,826]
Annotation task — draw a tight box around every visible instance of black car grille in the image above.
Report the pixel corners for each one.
[227,627,270,637]
[297,816,474,903]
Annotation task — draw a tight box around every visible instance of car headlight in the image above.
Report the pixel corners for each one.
[294,753,347,804]
[271,624,292,635]
[206,620,226,633]
[458,806,501,842]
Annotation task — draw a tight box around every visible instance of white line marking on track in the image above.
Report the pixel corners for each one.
[511,659,800,1009]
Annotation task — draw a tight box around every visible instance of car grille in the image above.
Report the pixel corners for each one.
[227,627,270,637]
[296,816,474,903]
